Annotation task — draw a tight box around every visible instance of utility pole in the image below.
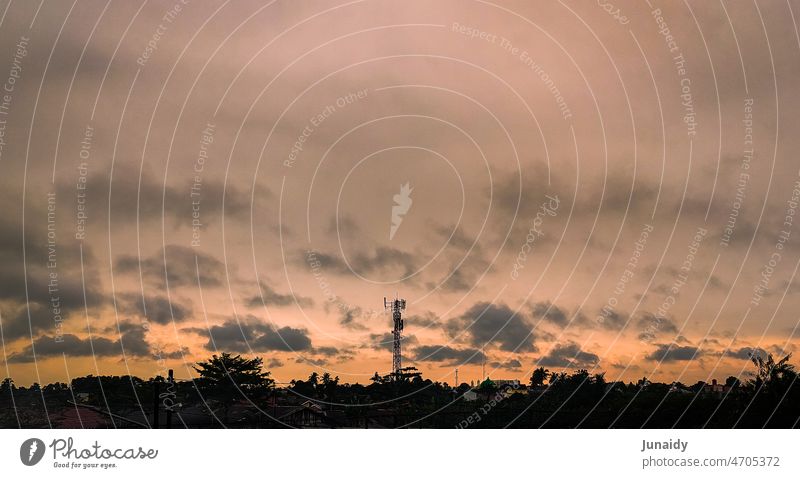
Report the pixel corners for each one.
[166,369,174,429]
[152,380,160,429]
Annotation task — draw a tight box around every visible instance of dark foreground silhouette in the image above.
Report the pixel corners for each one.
[2,352,798,428]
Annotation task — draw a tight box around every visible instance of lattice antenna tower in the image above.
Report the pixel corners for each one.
[384,296,406,376]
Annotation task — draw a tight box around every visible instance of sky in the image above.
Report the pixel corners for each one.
[1,0,800,387]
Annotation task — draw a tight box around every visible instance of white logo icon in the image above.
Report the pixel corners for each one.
[390,183,413,240]
[20,438,45,466]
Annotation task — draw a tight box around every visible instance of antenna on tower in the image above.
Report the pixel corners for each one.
[384,296,405,376]
[382,296,420,382]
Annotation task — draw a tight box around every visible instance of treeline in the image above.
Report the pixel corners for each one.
[1,352,798,428]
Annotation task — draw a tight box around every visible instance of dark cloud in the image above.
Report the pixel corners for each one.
[192,316,312,353]
[251,323,313,352]
[73,164,253,227]
[536,342,599,368]
[436,265,484,293]
[412,345,486,365]
[328,215,360,238]
[367,332,418,352]
[301,250,349,275]
[161,347,189,360]
[646,344,702,362]
[116,245,226,288]
[266,358,284,368]
[708,275,728,290]
[302,247,417,278]
[531,301,568,326]
[427,225,490,293]
[246,281,314,308]
[339,307,366,330]
[609,362,641,372]
[7,326,151,363]
[312,346,356,363]
[118,293,191,324]
[0,216,104,341]
[434,224,478,251]
[338,306,367,330]
[445,302,537,352]
[725,346,768,361]
[489,358,523,371]
[0,302,58,342]
[405,311,439,327]
[295,357,328,367]
[595,309,628,331]
[117,326,152,357]
[314,346,340,357]
[350,247,417,277]
[636,312,679,342]
[0,216,102,307]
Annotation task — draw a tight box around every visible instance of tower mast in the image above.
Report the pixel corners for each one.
[384,296,406,377]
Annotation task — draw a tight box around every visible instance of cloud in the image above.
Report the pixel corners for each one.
[300,250,349,275]
[116,245,226,289]
[636,312,680,342]
[352,247,417,276]
[328,215,361,238]
[295,356,328,366]
[7,326,151,363]
[412,345,486,365]
[646,343,702,362]
[0,302,59,343]
[725,346,768,361]
[489,358,523,371]
[427,225,490,293]
[246,281,314,308]
[445,302,537,352]
[595,309,628,331]
[192,316,313,353]
[530,301,568,326]
[301,247,417,278]
[314,346,340,357]
[367,332,418,352]
[161,347,189,360]
[405,311,439,327]
[0,216,105,340]
[436,265,483,293]
[266,358,284,368]
[535,342,599,368]
[118,293,191,324]
[0,216,103,305]
[338,306,367,330]
[73,164,253,226]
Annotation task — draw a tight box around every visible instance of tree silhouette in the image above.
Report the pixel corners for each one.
[3,349,800,428]
[320,372,340,400]
[193,353,274,422]
[530,367,549,387]
[750,353,795,395]
[307,372,319,388]
[592,372,606,387]
[549,371,567,386]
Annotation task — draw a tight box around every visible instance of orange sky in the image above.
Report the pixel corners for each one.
[1,0,800,387]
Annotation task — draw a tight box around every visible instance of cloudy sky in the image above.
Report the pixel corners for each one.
[1,0,800,387]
